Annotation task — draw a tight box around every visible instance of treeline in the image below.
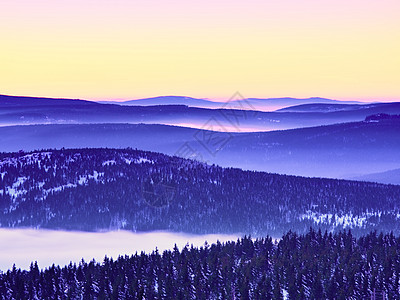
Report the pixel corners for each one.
[1,148,400,235]
[1,229,400,299]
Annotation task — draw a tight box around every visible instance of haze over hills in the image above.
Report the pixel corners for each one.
[351,168,400,185]
[1,94,399,180]
[98,96,224,109]
[1,148,399,235]
[0,116,399,180]
[1,94,399,132]
[277,102,389,113]
[99,95,363,111]
[242,97,363,111]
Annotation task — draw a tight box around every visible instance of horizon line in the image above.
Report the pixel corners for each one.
[1,93,399,104]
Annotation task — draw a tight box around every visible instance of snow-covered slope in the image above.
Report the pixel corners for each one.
[1,148,400,236]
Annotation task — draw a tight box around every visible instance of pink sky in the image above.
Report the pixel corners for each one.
[0,0,399,102]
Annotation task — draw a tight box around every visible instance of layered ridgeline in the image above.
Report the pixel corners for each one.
[1,115,400,180]
[1,94,400,132]
[1,148,399,235]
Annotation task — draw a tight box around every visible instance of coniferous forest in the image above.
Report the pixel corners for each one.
[1,229,399,299]
[2,0,400,296]
[1,148,400,235]
[2,148,400,299]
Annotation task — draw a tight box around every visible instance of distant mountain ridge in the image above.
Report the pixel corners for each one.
[0,117,399,179]
[98,95,221,108]
[1,94,399,132]
[351,168,400,185]
[278,102,399,113]
[0,94,97,107]
[99,95,363,111]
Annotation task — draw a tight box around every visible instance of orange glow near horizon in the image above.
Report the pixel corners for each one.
[0,0,399,102]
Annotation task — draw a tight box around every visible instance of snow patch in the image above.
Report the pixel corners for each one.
[300,210,393,229]
[78,171,104,185]
[135,157,154,164]
[124,157,154,164]
[102,160,116,166]
[45,183,77,194]
[5,177,28,199]
[282,289,288,300]
[0,152,52,169]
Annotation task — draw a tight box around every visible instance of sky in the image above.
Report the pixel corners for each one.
[0,0,399,102]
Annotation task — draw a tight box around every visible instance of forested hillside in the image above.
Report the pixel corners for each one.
[1,230,399,299]
[1,148,399,235]
[1,116,400,179]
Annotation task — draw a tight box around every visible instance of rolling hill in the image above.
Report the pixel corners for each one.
[98,95,223,108]
[351,168,400,185]
[0,117,399,179]
[0,94,96,107]
[278,102,399,113]
[102,96,362,111]
[1,148,399,236]
[1,95,399,132]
